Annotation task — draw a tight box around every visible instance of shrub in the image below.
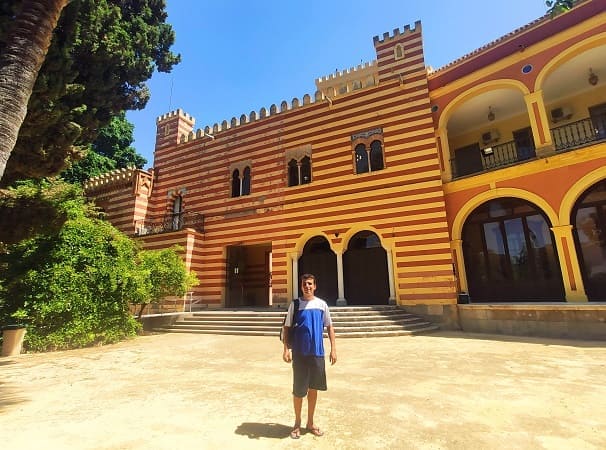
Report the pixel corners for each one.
[0,214,144,351]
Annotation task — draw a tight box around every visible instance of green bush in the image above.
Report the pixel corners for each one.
[0,182,147,350]
[0,179,198,352]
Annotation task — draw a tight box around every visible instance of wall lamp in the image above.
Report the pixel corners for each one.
[487,106,495,122]
[588,68,599,86]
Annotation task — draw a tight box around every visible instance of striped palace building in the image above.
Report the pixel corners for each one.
[86,0,606,338]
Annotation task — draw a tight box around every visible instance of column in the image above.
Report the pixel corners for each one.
[551,225,587,302]
[451,239,468,294]
[290,252,299,300]
[524,90,554,156]
[336,251,347,306]
[437,127,452,182]
[385,248,397,305]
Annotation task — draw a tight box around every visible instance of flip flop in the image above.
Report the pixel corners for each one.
[290,426,301,439]
[305,425,324,437]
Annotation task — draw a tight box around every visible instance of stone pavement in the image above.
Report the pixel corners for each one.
[1,331,605,449]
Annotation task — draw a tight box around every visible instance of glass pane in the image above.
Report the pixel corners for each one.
[242,168,251,195]
[288,159,298,186]
[231,170,240,197]
[576,206,606,280]
[300,156,311,184]
[504,218,529,281]
[526,214,557,280]
[463,222,488,284]
[483,222,508,281]
[355,144,368,174]
[370,140,384,171]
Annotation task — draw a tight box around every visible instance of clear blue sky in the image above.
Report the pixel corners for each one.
[127,0,549,167]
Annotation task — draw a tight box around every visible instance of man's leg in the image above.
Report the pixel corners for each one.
[291,395,303,438]
[306,388,317,428]
[293,395,303,425]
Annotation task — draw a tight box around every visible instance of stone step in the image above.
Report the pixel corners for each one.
[154,306,439,338]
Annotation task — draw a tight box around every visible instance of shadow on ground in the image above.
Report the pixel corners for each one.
[0,381,27,413]
[427,330,606,348]
[235,422,291,440]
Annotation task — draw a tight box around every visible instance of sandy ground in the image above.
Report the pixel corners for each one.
[1,331,606,450]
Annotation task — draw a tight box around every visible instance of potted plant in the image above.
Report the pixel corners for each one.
[1,323,27,357]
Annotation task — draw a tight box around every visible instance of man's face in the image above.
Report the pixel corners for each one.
[301,278,316,299]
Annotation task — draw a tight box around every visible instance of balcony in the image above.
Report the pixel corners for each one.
[135,212,204,236]
[450,114,606,180]
[450,140,536,179]
[552,115,606,152]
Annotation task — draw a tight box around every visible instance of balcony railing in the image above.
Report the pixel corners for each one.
[135,211,204,236]
[450,114,606,180]
[450,140,536,179]
[552,115,606,152]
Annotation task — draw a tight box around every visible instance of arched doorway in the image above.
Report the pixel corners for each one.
[462,198,564,302]
[298,236,338,305]
[343,231,389,305]
[572,180,606,301]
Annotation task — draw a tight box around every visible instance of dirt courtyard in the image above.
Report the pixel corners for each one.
[1,331,605,449]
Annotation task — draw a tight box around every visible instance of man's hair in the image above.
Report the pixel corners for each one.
[300,273,317,284]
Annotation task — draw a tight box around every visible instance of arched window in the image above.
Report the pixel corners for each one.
[285,145,312,187]
[462,197,564,301]
[242,166,251,195]
[355,143,369,174]
[352,129,384,175]
[231,169,240,198]
[171,195,183,230]
[394,44,404,60]
[572,180,606,300]
[300,156,311,184]
[288,159,299,187]
[370,140,384,171]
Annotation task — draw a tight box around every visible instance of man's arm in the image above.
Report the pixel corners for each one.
[282,326,292,362]
[327,325,337,365]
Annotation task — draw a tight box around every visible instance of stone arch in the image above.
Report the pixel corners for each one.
[298,235,338,305]
[452,188,559,241]
[460,196,565,301]
[293,230,335,256]
[559,166,606,225]
[438,79,531,131]
[535,32,606,92]
[340,224,394,253]
[342,229,390,305]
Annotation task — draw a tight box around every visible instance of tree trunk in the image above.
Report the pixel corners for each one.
[0,0,69,183]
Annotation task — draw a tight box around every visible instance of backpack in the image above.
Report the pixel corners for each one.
[280,298,300,349]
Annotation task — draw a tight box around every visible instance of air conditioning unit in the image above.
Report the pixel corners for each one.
[481,129,500,146]
[550,106,572,123]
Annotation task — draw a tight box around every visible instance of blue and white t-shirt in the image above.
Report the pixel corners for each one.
[285,297,332,357]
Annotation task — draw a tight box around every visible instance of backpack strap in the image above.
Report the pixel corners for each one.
[292,298,300,326]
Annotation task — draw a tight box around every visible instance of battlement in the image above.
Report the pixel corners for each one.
[171,89,335,145]
[316,61,377,83]
[373,21,422,45]
[157,108,195,124]
[84,166,138,193]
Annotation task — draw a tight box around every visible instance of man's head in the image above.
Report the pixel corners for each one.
[300,273,317,300]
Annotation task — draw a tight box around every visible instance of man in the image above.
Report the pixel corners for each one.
[282,273,337,439]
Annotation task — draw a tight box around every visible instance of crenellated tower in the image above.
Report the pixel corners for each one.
[155,109,195,151]
[373,21,425,85]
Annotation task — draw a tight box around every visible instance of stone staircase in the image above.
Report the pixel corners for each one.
[153,306,439,337]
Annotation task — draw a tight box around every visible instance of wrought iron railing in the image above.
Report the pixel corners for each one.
[552,115,606,151]
[135,211,204,236]
[450,140,536,179]
[450,114,606,180]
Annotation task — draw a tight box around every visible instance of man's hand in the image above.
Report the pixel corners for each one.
[329,349,337,365]
[283,347,292,363]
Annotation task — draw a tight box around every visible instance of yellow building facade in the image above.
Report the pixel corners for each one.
[86,0,606,337]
